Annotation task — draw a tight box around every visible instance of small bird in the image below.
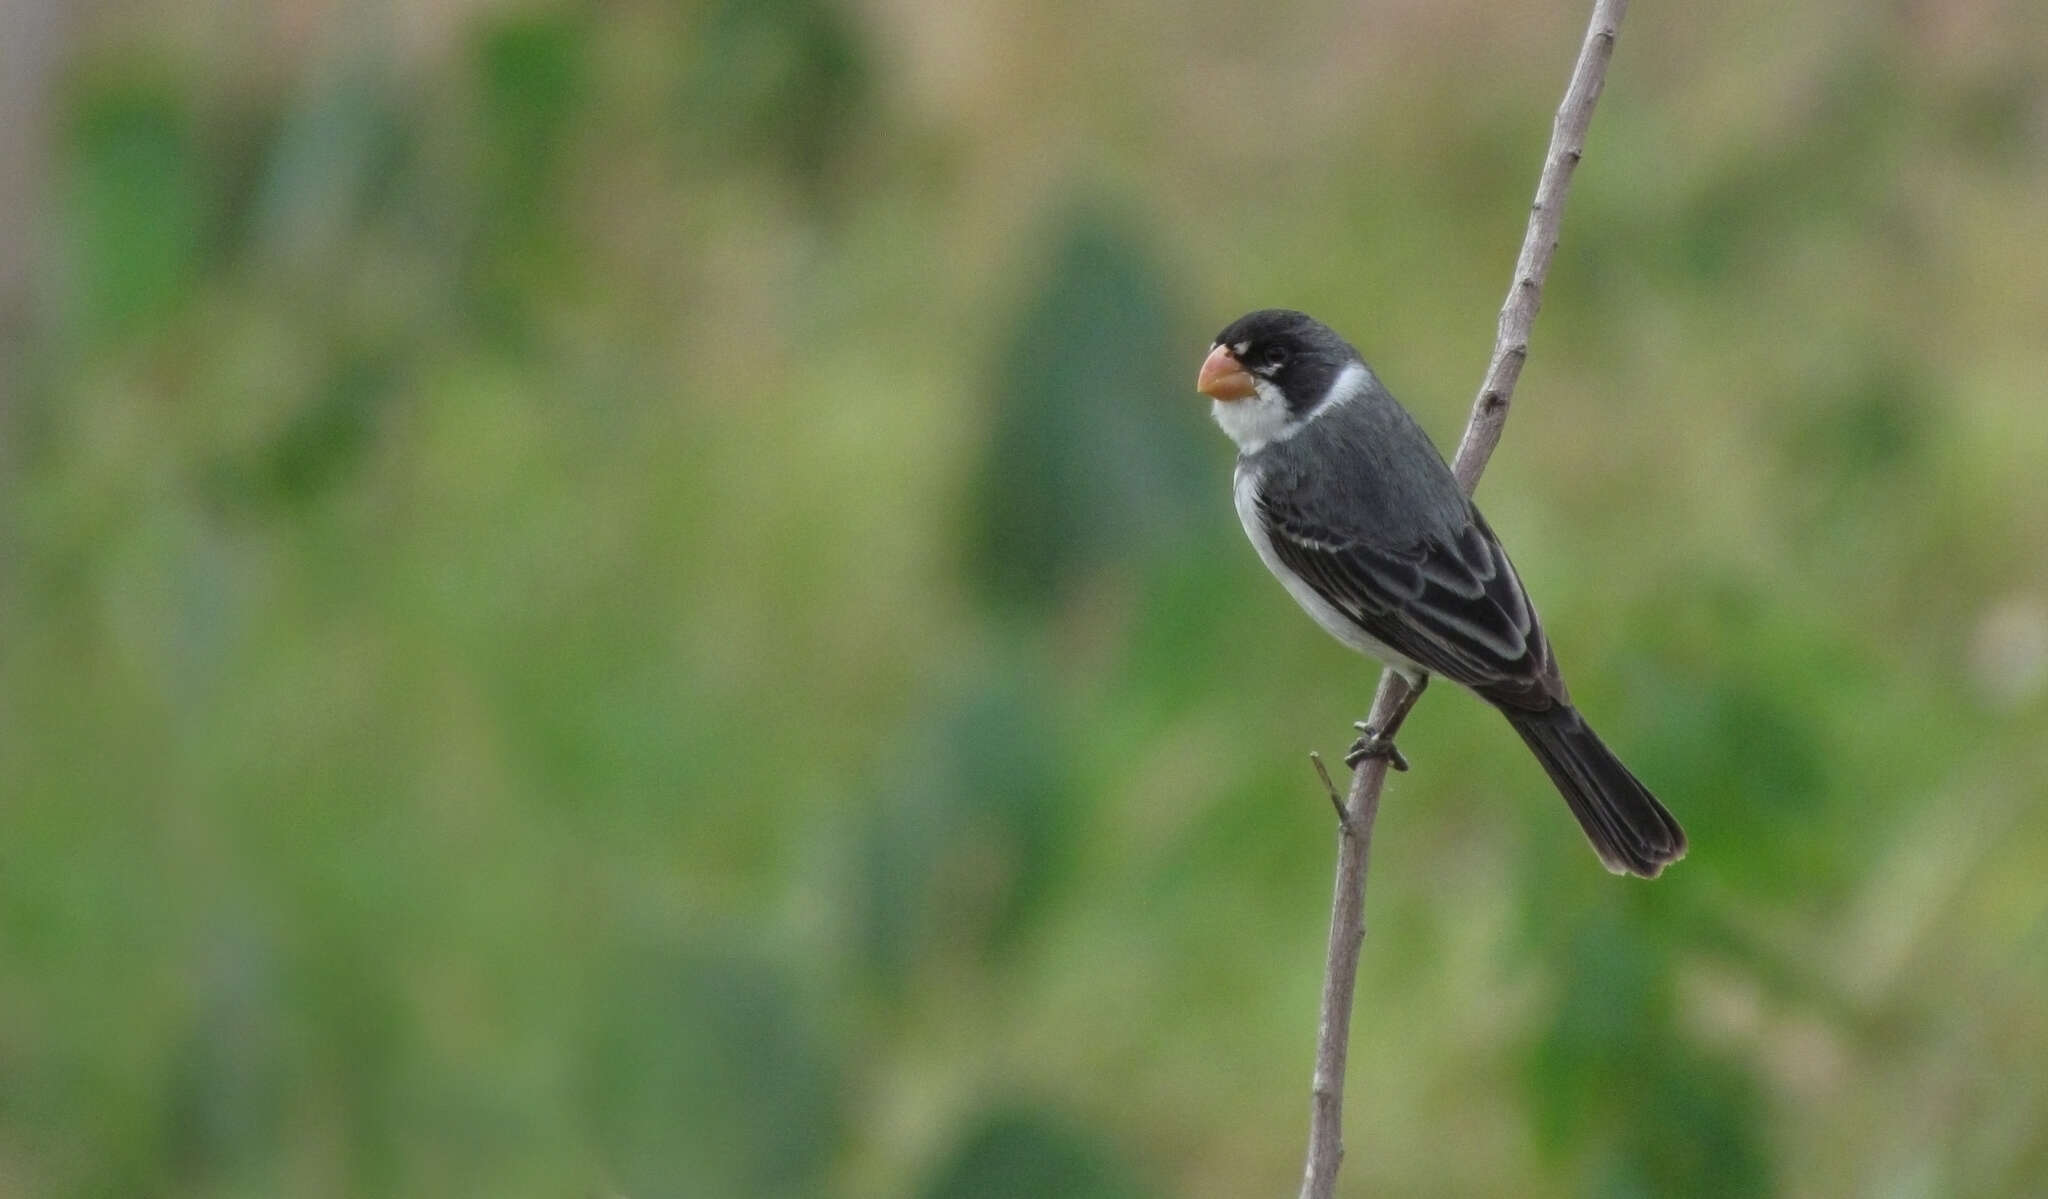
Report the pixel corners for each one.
[1196,309,1685,877]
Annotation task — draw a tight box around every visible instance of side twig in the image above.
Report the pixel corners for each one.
[1297,2,1629,1196]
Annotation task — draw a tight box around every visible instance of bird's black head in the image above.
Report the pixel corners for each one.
[1206,309,1360,416]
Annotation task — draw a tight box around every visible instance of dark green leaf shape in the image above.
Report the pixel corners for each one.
[1634,673,1831,896]
[684,0,873,195]
[968,203,1212,613]
[62,80,206,339]
[1785,346,1925,495]
[1527,911,1672,1153]
[475,11,590,210]
[1589,1052,1773,1199]
[207,353,398,512]
[1526,913,1773,1197]
[920,1107,1149,1199]
[583,947,843,1199]
[857,674,1071,987]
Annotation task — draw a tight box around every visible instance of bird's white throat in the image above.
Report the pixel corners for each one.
[1211,360,1370,454]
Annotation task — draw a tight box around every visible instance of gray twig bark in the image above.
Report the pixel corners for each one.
[1297,2,1629,1195]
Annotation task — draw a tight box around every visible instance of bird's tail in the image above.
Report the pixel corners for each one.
[1504,705,1686,878]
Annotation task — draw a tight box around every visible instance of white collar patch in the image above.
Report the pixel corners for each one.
[1211,360,1369,455]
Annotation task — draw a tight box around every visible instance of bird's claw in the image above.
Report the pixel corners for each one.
[1346,721,1409,772]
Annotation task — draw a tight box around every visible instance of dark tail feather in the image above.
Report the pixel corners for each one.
[1504,706,1686,878]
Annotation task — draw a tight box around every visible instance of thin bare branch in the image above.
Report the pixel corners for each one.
[1298,2,1629,1195]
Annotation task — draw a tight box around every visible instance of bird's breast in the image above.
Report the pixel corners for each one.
[1231,461,1426,679]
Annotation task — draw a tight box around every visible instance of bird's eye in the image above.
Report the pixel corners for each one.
[1262,345,1290,369]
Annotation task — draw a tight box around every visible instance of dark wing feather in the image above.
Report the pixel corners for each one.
[1258,495,1559,707]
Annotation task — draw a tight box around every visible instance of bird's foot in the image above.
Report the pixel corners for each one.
[1345,722,1409,772]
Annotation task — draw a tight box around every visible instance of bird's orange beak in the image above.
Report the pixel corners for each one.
[1196,344,1256,402]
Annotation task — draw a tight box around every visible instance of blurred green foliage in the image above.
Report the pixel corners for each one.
[4,0,2047,1196]
[969,204,1210,611]
[919,1108,1148,1199]
[62,80,208,342]
[585,947,844,1195]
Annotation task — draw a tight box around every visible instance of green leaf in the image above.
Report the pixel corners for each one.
[684,0,873,195]
[583,947,843,1198]
[62,80,206,339]
[920,1107,1148,1199]
[967,202,1212,614]
[856,672,1072,986]
[476,12,589,192]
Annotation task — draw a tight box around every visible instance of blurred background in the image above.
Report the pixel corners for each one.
[3,0,2046,1194]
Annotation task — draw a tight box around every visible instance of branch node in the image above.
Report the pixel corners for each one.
[1309,751,1347,827]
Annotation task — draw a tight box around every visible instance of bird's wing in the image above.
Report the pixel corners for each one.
[1255,492,1559,706]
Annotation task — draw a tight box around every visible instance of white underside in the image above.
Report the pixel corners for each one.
[1233,463,1429,682]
